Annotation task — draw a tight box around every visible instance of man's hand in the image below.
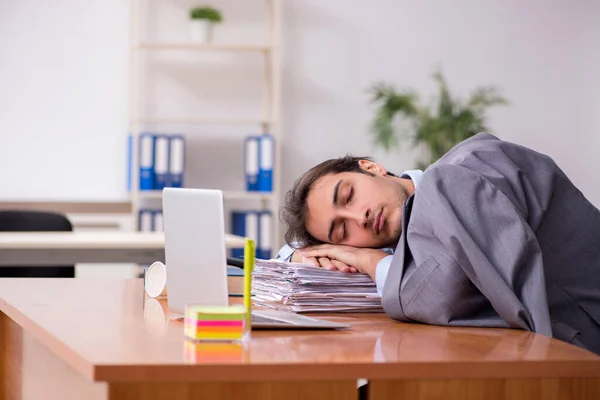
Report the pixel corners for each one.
[297,245,389,282]
[290,250,357,273]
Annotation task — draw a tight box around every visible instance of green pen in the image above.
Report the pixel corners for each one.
[243,238,255,330]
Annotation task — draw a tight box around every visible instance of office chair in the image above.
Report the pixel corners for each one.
[0,210,75,278]
[226,257,244,269]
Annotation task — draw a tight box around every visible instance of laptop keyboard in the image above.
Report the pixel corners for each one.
[251,314,293,325]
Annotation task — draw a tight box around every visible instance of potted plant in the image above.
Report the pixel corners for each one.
[369,69,508,168]
[189,6,223,43]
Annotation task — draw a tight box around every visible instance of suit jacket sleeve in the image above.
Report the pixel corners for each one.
[390,164,553,336]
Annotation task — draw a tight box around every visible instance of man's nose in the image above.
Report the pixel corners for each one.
[341,207,371,228]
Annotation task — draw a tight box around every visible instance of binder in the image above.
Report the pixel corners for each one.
[138,133,155,191]
[153,210,164,232]
[168,134,185,188]
[139,209,154,232]
[154,134,170,190]
[258,134,274,192]
[127,134,132,191]
[258,211,272,260]
[244,136,259,191]
[230,211,259,259]
[230,211,245,258]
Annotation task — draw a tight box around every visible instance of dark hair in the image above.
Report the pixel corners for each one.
[279,155,395,248]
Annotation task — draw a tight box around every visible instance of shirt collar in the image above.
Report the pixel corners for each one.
[399,169,424,189]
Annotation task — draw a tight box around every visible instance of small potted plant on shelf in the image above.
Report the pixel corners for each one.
[189,6,223,43]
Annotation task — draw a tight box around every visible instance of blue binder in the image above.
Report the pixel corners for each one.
[153,210,164,232]
[258,134,274,192]
[138,133,155,191]
[154,134,170,190]
[127,134,132,191]
[244,136,259,191]
[230,210,259,258]
[168,134,185,188]
[258,210,272,259]
[138,209,154,232]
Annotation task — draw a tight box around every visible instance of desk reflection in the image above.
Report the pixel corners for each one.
[143,297,172,337]
[143,296,583,366]
[185,341,249,364]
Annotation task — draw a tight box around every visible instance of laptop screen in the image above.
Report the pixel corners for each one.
[162,188,229,315]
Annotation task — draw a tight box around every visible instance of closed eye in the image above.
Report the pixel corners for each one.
[332,220,347,244]
[346,187,354,205]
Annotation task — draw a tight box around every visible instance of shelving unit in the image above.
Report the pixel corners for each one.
[131,117,273,126]
[137,42,271,53]
[133,190,275,202]
[128,0,282,247]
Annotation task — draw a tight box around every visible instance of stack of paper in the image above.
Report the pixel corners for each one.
[252,259,383,313]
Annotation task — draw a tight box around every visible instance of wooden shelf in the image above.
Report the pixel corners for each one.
[133,190,274,201]
[131,117,273,126]
[129,0,283,247]
[223,191,275,201]
[137,42,271,53]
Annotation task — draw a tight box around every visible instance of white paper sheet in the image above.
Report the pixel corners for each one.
[251,259,383,313]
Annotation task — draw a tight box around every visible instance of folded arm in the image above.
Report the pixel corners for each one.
[275,242,358,273]
[276,242,392,295]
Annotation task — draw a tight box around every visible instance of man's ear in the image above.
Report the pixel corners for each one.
[358,159,387,176]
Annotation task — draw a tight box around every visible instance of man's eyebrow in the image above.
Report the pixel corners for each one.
[328,180,343,242]
[332,179,343,207]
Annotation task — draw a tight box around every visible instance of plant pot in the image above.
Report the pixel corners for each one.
[189,19,213,43]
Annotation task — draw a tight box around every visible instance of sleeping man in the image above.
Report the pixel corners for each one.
[276,132,600,354]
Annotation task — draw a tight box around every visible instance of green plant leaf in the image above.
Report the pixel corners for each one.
[190,6,223,23]
[368,83,419,152]
[367,69,508,165]
[467,86,508,109]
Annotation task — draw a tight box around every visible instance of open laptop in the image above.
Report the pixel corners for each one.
[162,187,349,330]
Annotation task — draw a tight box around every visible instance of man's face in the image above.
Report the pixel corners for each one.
[305,161,409,249]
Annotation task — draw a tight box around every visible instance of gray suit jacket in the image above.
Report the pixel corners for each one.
[382,132,600,354]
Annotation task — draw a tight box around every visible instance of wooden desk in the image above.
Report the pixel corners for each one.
[0,232,246,266]
[0,279,599,400]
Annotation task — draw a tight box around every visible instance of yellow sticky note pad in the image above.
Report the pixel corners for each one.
[184,305,248,343]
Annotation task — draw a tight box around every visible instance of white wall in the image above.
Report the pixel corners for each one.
[1,0,599,213]
[0,0,130,200]
[281,0,600,207]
